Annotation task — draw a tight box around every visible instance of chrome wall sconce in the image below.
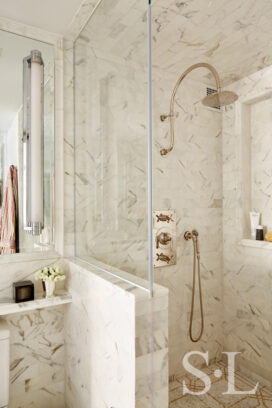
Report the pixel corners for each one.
[23,50,44,235]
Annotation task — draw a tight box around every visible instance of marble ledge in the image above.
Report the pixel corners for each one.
[68,257,168,301]
[240,239,272,250]
[0,290,72,316]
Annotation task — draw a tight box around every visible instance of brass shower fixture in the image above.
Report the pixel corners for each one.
[160,62,238,156]
[184,229,204,343]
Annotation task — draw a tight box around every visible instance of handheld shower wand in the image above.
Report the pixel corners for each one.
[184,229,204,343]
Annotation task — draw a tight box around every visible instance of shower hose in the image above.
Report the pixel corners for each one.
[189,233,204,343]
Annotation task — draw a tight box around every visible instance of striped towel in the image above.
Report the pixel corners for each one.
[0,165,19,254]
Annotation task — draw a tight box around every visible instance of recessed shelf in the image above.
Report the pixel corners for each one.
[240,239,272,250]
[0,290,72,316]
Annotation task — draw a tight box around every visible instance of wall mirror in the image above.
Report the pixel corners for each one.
[0,29,54,255]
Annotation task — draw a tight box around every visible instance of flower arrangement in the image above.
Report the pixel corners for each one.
[35,266,65,298]
[35,266,66,282]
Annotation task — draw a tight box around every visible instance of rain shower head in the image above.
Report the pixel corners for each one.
[202,90,238,108]
[160,63,239,156]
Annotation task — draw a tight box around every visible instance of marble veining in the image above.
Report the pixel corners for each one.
[64,258,169,408]
[2,0,269,407]
[170,361,272,407]
[151,0,272,86]
[73,0,149,278]
[222,64,272,382]
[67,0,272,87]
[4,306,65,408]
[0,291,72,316]
[63,0,102,257]
[0,256,66,408]
[73,0,224,381]
[153,66,224,379]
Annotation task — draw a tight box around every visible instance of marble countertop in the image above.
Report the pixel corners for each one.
[0,290,72,316]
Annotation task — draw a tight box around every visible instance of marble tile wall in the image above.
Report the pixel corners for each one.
[71,0,224,381]
[0,255,66,408]
[73,0,149,277]
[153,68,224,378]
[4,307,65,408]
[135,292,169,408]
[64,257,169,408]
[250,98,272,232]
[73,58,224,378]
[0,256,61,299]
[73,59,149,277]
[222,64,272,382]
[63,0,100,257]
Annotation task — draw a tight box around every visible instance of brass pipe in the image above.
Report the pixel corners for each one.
[160,62,222,156]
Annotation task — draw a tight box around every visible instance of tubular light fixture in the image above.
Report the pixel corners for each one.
[23,50,44,235]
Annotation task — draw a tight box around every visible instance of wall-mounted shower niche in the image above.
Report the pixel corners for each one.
[240,92,272,245]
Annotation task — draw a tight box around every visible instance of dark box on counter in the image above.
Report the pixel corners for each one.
[13,281,34,303]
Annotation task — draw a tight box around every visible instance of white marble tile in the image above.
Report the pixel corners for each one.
[64,258,169,408]
[222,64,272,382]
[0,257,63,299]
[4,306,65,408]
[152,67,223,378]
[71,2,224,384]
[0,291,72,316]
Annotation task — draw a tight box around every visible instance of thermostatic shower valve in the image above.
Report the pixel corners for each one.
[153,209,176,268]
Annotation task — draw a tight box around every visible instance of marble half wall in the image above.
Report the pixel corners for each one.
[64,257,169,408]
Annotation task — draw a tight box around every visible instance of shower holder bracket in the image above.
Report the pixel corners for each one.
[153,209,176,268]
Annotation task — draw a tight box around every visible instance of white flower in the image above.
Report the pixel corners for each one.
[34,265,66,282]
[34,270,43,280]
[54,274,65,282]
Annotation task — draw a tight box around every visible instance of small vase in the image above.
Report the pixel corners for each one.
[45,280,55,298]
[42,281,46,297]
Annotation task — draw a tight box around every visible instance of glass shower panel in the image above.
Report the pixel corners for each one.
[74,1,149,280]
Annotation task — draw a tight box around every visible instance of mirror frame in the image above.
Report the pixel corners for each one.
[0,17,63,263]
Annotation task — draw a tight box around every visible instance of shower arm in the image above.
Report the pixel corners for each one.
[160,62,222,156]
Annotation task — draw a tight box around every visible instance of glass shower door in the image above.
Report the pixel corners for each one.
[74,0,152,286]
[73,2,158,407]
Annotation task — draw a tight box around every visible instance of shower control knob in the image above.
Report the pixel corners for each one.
[184,231,192,240]
[156,253,171,264]
[156,232,172,249]
[184,230,199,240]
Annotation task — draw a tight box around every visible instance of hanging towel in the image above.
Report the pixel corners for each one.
[0,165,19,254]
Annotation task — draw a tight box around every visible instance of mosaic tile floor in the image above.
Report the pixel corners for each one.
[170,361,272,407]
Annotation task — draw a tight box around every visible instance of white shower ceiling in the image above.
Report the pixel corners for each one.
[81,0,272,87]
[151,0,272,86]
[0,0,84,34]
